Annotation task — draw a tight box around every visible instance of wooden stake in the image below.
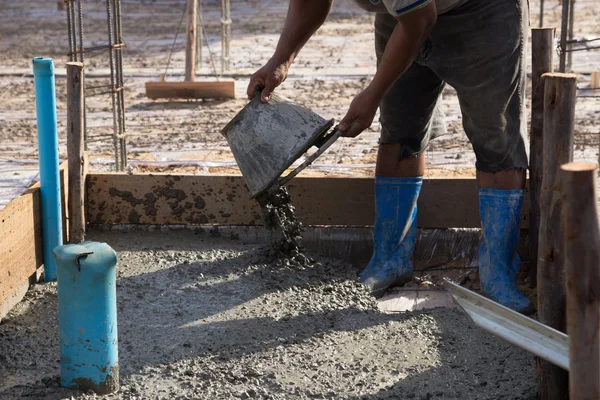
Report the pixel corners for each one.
[530,27,555,288]
[537,72,577,400]
[591,71,600,89]
[185,0,197,82]
[561,162,600,400]
[66,62,86,244]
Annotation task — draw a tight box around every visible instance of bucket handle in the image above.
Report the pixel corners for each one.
[276,128,342,189]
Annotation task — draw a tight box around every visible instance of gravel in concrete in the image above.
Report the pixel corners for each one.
[0,229,537,399]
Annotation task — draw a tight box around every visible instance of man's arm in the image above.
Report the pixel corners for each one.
[338,1,437,137]
[247,0,333,102]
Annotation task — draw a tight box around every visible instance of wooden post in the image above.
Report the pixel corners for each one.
[66,62,86,244]
[537,72,577,400]
[561,162,600,400]
[185,0,197,82]
[591,71,600,89]
[530,27,555,288]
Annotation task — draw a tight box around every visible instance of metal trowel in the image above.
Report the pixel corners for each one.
[221,91,342,198]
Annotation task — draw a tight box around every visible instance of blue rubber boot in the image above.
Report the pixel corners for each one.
[478,188,534,314]
[360,177,422,298]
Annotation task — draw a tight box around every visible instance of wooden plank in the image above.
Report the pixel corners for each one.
[145,81,235,99]
[67,62,86,243]
[591,71,600,89]
[561,162,600,400]
[0,188,43,308]
[0,161,69,319]
[537,72,577,400]
[530,27,555,288]
[86,173,530,228]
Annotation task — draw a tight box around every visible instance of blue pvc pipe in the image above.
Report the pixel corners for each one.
[53,241,119,394]
[32,57,63,282]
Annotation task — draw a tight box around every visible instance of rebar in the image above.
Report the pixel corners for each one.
[221,0,231,72]
[197,0,202,69]
[66,1,76,61]
[77,0,88,148]
[106,0,120,169]
[559,0,571,72]
[567,0,576,71]
[114,0,127,170]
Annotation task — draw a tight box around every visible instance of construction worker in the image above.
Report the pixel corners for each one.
[247,0,533,313]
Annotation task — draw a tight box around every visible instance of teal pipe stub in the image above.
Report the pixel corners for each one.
[33,57,62,282]
[53,242,119,394]
[32,57,55,77]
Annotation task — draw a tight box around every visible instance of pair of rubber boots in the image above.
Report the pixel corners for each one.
[359,177,533,314]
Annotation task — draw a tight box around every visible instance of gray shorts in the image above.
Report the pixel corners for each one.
[376,0,529,172]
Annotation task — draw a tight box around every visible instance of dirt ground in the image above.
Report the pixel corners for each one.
[1,0,599,207]
[0,229,538,400]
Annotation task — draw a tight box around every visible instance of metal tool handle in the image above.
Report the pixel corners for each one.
[276,128,342,189]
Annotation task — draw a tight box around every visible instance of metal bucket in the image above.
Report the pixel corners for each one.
[222,92,341,198]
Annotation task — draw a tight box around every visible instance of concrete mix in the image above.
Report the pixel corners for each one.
[0,229,537,399]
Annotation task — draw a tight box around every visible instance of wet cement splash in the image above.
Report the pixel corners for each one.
[256,186,311,266]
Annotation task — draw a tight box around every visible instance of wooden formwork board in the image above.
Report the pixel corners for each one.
[0,162,68,320]
[145,81,235,100]
[0,188,44,309]
[86,173,530,228]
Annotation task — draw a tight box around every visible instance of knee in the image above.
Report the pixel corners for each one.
[376,145,425,177]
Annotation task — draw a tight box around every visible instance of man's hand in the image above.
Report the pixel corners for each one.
[338,88,381,138]
[247,59,290,103]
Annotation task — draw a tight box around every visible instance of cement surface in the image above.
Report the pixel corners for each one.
[0,229,537,399]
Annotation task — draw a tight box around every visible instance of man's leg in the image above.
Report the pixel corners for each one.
[376,146,424,178]
[360,13,445,298]
[425,0,533,313]
[477,170,526,190]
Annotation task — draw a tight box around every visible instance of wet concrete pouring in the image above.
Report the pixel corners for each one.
[256,186,311,266]
[1,206,537,400]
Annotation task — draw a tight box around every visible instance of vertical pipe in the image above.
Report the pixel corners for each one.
[539,0,544,28]
[559,0,570,72]
[53,241,119,394]
[561,162,600,400]
[32,57,63,282]
[529,27,555,288]
[537,72,577,400]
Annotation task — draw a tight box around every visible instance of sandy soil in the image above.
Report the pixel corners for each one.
[0,229,537,400]
[0,0,599,207]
